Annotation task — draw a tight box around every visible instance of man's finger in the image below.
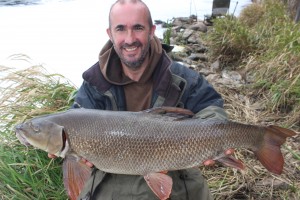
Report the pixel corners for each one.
[203,159,215,166]
[48,154,57,159]
[81,158,94,168]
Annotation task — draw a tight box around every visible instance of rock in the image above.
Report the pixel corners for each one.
[188,53,208,62]
[206,74,222,83]
[189,65,198,70]
[154,20,165,25]
[170,53,184,62]
[172,17,193,27]
[188,22,208,33]
[193,44,208,53]
[189,15,198,21]
[172,45,186,53]
[184,58,193,65]
[175,17,193,23]
[169,37,176,45]
[171,26,182,32]
[222,70,243,83]
[182,29,194,39]
[199,67,214,76]
[211,60,221,72]
[187,34,200,44]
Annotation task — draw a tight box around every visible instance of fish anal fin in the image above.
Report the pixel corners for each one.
[63,155,92,200]
[254,126,295,175]
[216,155,245,170]
[144,172,173,200]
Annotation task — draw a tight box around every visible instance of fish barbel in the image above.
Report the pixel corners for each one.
[15,107,296,200]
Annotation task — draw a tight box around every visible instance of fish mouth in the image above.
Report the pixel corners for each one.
[15,125,31,146]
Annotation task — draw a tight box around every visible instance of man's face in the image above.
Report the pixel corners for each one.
[107,3,156,70]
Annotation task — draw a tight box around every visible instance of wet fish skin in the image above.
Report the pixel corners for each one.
[15,108,294,174]
[15,107,296,200]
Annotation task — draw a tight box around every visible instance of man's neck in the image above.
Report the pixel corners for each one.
[122,57,149,82]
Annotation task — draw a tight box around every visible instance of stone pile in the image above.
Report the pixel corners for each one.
[156,16,248,88]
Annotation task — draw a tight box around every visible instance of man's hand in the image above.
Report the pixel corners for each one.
[48,154,94,168]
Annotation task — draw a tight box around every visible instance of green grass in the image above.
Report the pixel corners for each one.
[206,0,300,128]
[0,60,76,199]
[0,141,66,200]
[202,1,300,198]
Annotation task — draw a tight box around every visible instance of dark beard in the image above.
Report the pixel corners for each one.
[114,37,151,70]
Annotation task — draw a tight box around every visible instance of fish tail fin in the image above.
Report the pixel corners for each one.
[255,125,296,175]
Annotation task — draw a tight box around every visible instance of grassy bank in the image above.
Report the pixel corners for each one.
[206,0,300,129]
[0,62,76,199]
[202,0,299,199]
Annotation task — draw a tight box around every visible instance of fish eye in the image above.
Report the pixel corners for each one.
[29,122,40,132]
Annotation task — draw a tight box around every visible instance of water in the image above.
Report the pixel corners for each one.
[0,0,251,87]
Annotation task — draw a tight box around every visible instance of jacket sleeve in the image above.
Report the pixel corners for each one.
[195,105,228,120]
[72,81,106,109]
[171,62,225,114]
[185,74,228,120]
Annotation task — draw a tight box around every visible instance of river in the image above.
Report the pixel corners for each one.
[0,0,251,87]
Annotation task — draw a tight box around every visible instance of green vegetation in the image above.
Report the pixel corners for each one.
[206,0,300,129]
[202,0,300,199]
[0,58,76,199]
[163,20,172,45]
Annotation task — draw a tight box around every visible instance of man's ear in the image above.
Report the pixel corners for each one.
[106,28,112,40]
[150,25,156,40]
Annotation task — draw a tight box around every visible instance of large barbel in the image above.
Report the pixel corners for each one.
[15,107,296,200]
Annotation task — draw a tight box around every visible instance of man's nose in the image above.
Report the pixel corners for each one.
[124,30,136,44]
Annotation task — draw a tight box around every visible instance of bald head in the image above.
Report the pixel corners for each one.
[109,0,153,29]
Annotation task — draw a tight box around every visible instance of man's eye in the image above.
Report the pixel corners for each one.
[115,26,124,31]
[134,25,144,31]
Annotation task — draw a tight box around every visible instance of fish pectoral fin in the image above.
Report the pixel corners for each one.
[144,172,173,200]
[216,155,245,170]
[63,155,92,200]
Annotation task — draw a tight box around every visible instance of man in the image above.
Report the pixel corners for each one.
[51,0,228,199]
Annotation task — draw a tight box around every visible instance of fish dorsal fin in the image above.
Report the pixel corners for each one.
[63,155,92,200]
[144,172,173,200]
[145,106,194,119]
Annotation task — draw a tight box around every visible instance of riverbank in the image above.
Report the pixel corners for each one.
[159,2,299,198]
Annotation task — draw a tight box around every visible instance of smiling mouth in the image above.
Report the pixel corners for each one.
[124,46,138,52]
